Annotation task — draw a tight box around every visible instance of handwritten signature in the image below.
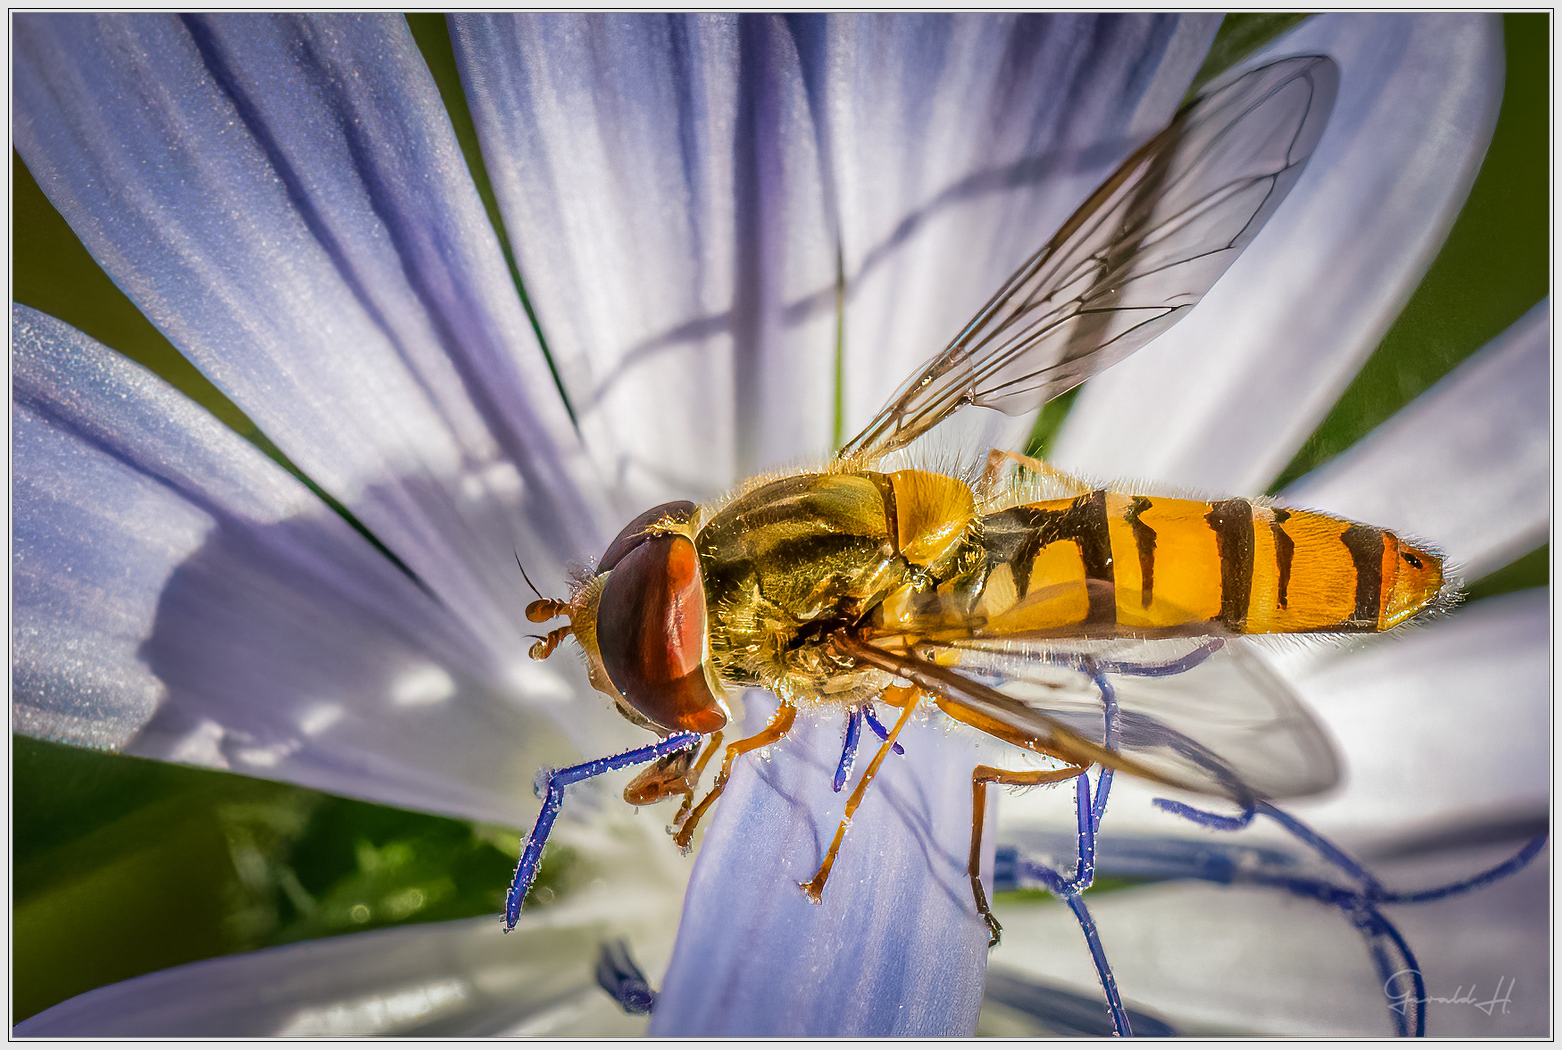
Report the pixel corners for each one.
[1385,971,1515,1017]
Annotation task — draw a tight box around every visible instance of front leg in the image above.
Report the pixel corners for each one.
[672,702,797,851]
[799,686,919,903]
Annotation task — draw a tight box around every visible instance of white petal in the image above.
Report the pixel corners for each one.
[13,307,631,824]
[452,14,836,499]
[1054,13,1505,494]
[824,14,1221,455]
[16,815,690,1036]
[13,14,609,661]
[650,695,995,1035]
[1285,588,1548,837]
[1282,301,1548,580]
[985,842,1547,1036]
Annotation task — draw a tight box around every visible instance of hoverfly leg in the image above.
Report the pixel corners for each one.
[968,763,1089,947]
[505,732,700,931]
[978,448,1093,501]
[799,691,920,904]
[669,730,724,827]
[623,745,698,807]
[672,703,797,852]
[527,625,573,660]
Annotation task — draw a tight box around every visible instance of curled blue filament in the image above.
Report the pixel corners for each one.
[995,654,1545,1038]
[1151,795,1547,1037]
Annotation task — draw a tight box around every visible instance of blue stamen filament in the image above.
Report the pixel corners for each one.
[1142,798,1546,1036]
[862,703,905,754]
[1011,659,1134,1035]
[835,703,904,793]
[995,653,1544,1038]
[505,731,701,930]
[833,707,864,792]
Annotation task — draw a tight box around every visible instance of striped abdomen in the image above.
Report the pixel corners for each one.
[972,489,1444,637]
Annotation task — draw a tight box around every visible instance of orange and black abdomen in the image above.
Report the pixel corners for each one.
[974,490,1444,637]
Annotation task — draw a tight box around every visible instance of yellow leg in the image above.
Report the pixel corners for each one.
[527,625,573,660]
[670,730,724,825]
[623,730,723,808]
[672,703,796,851]
[968,763,1088,946]
[979,448,1093,501]
[798,691,920,904]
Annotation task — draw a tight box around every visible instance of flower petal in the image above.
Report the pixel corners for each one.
[1054,13,1505,494]
[451,14,837,495]
[817,14,1220,455]
[649,695,994,1035]
[15,816,689,1036]
[14,13,607,660]
[1285,587,1547,837]
[1281,301,1548,580]
[13,306,630,823]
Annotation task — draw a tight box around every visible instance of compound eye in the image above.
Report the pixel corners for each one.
[596,534,726,734]
[599,500,697,573]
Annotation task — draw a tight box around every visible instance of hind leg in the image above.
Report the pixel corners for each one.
[980,448,1093,500]
[968,763,1089,945]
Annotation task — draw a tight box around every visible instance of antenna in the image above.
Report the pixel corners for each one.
[513,550,545,600]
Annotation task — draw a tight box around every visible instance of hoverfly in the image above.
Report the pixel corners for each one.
[505,52,1448,1008]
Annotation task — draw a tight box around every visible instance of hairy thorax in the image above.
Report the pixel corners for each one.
[695,469,981,707]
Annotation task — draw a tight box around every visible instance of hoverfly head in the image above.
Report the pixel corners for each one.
[570,501,727,735]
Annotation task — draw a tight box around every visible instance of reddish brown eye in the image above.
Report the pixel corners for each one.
[597,534,726,734]
[598,500,696,573]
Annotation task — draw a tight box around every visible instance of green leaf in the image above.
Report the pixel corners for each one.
[12,737,529,1023]
[1463,544,1548,605]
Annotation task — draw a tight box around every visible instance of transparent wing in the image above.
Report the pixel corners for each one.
[849,632,1336,803]
[839,56,1339,461]
[932,634,1340,801]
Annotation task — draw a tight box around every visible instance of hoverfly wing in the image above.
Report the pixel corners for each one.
[926,631,1339,801]
[840,636,1218,798]
[839,55,1340,462]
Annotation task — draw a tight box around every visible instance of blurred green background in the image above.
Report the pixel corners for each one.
[11,13,1549,1024]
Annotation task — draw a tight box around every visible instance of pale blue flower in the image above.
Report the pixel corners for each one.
[13,12,1545,1036]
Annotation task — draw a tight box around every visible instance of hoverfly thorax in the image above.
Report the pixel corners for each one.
[573,500,728,735]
